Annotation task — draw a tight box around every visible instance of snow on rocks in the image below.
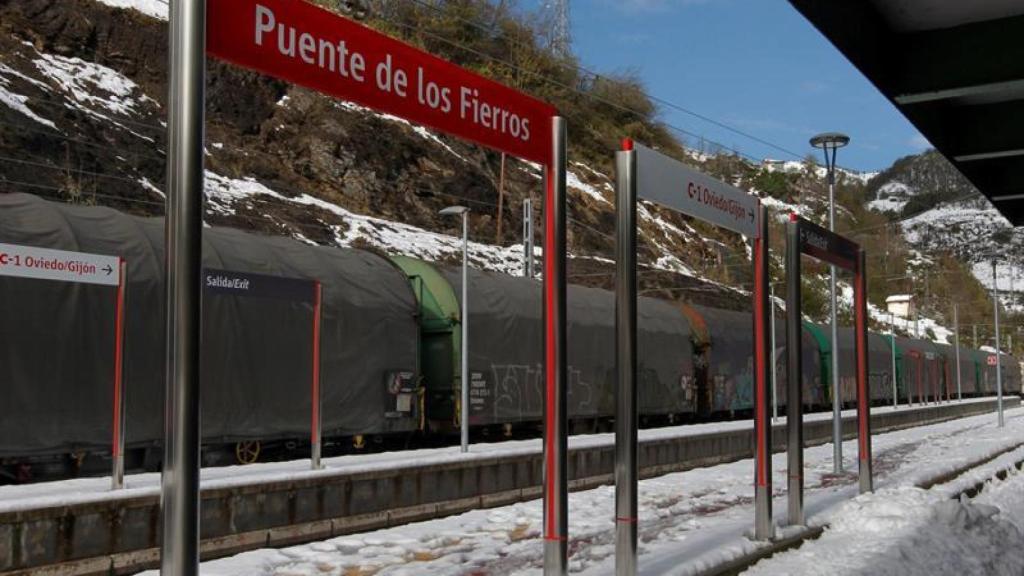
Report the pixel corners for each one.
[0,68,56,129]
[94,0,169,20]
[202,170,534,275]
[32,51,159,118]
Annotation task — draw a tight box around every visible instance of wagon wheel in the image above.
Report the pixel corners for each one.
[235,440,261,465]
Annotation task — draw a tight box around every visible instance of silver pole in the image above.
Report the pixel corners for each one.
[855,249,872,494]
[890,312,897,409]
[461,212,470,452]
[543,116,568,576]
[973,324,978,350]
[160,0,205,571]
[614,145,638,576]
[827,162,842,475]
[954,304,962,401]
[770,283,778,421]
[786,218,804,526]
[993,260,1004,428]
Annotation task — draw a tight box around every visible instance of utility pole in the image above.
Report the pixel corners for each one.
[973,324,978,349]
[522,198,534,278]
[496,153,506,244]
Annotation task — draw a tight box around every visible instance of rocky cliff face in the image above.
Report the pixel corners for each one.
[0,0,766,309]
[0,0,1016,326]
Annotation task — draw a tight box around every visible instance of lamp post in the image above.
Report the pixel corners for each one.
[441,205,471,451]
[770,282,779,422]
[992,259,1004,428]
[811,131,850,475]
[890,311,897,409]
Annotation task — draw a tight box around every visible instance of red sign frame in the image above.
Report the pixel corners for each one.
[207,0,557,166]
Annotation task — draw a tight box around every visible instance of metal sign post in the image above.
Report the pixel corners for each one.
[112,258,128,489]
[784,219,804,526]
[162,0,205,572]
[615,140,771,571]
[785,215,873,525]
[854,248,872,493]
[543,117,568,576]
[752,203,772,540]
[0,243,126,489]
[614,143,638,576]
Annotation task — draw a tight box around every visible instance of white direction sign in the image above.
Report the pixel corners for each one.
[634,143,760,238]
[0,243,120,286]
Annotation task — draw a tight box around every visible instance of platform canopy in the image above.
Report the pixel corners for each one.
[789,0,1024,226]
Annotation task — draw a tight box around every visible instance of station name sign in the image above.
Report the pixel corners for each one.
[795,218,859,271]
[0,243,120,286]
[203,268,316,303]
[632,143,759,238]
[207,0,557,165]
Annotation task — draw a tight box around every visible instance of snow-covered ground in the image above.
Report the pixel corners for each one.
[5,398,1003,515]
[746,441,1024,575]
[118,401,1024,576]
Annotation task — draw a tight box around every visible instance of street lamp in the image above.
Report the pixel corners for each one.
[810,131,849,474]
[992,258,1004,428]
[440,205,471,452]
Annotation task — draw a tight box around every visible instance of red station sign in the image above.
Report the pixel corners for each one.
[207,0,557,166]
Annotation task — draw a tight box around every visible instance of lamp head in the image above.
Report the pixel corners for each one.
[439,205,469,216]
[810,132,850,150]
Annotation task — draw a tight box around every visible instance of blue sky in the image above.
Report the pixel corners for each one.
[521,0,930,172]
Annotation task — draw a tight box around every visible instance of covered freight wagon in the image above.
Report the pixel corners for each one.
[389,257,695,432]
[0,193,419,476]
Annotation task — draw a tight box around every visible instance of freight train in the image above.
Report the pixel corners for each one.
[1,193,1020,482]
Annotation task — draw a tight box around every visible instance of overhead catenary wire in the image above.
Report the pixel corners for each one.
[397,0,824,165]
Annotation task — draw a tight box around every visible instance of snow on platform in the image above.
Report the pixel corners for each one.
[115,401,1023,576]
[0,396,1002,516]
[745,451,1024,575]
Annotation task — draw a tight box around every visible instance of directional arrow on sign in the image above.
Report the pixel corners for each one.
[103,265,113,275]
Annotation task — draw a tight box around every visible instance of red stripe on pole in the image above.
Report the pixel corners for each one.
[311,281,322,444]
[112,258,126,458]
[543,162,557,539]
[855,267,868,460]
[621,138,634,151]
[754,236,767,486]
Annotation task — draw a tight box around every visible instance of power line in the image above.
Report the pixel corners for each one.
[398,0,817,165]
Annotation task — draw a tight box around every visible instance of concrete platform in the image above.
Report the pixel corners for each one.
[0,397,1015,575]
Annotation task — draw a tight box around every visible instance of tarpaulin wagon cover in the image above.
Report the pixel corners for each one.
[0,193,418,456]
